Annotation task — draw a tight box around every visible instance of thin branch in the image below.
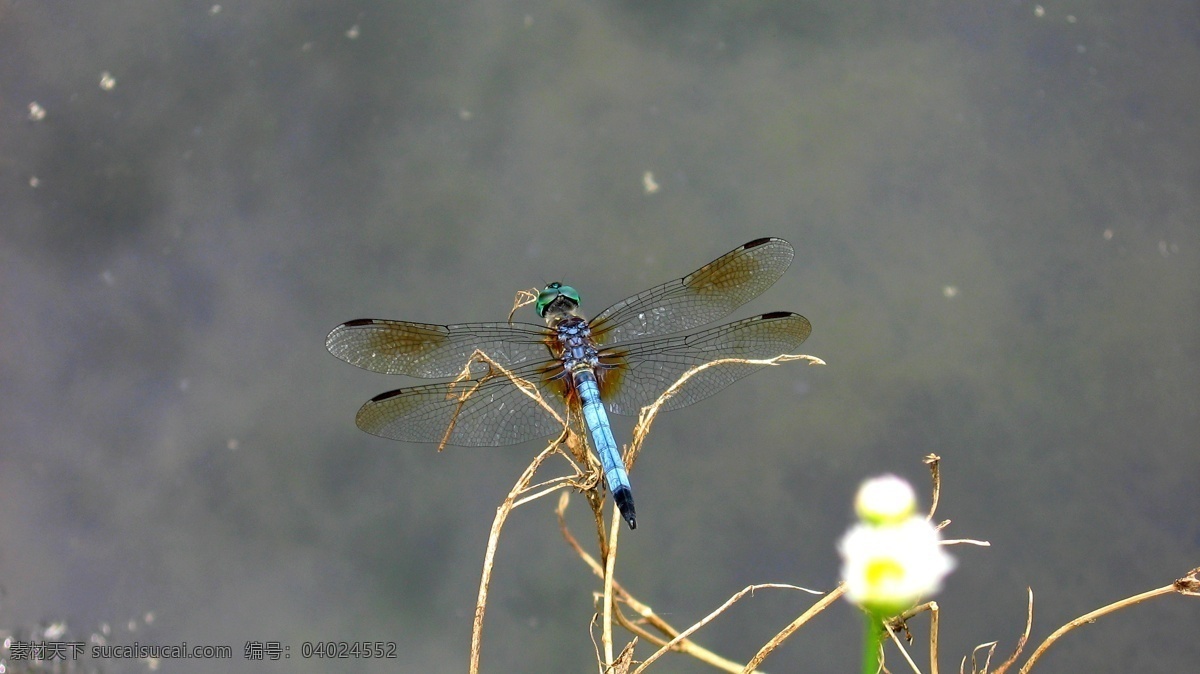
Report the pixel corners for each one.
[742,583,847,673]
[628,353,824,469]
[883,620,922,673]
[588,613,604,674]
[469,434,565,674]
[558,496,809,674]
[460,302,836,673]
[883,601,942,674]
[507,288,539,324]
[611,641,637,674]
[633,584,819,674]
[611,601,671,649]
[941,539,990,547]
[465,348,574,674]
[511,475,580,509]
[924,454,941,519]
[977,643,997,674]
[929,602,940,674]
[962,642,998,674]
[990,588,1033,674]
[602,505,620,668]
[1018,573,1198,674]
[552,348,825,673]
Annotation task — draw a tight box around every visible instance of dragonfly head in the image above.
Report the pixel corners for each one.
[536,282,581,319]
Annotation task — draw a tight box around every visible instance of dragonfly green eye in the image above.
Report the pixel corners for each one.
[536,282,581,317]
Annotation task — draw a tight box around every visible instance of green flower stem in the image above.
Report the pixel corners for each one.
[861,612,883,674]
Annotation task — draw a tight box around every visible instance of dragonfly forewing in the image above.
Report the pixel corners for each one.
[590,237,794,345]
[327,319,551,378]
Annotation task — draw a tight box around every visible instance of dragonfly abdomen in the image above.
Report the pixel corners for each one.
[571,365,636,529]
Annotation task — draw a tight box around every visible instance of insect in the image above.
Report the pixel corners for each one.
[326,238,811,529]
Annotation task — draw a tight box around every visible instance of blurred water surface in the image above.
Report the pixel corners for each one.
[1,2,1197,672]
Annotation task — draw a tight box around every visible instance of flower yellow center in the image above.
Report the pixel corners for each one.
[865,558,905,589]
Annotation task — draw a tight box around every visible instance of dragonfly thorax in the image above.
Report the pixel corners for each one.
[553,315,600,370]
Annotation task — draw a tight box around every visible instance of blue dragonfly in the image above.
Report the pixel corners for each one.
[326,237,811,529]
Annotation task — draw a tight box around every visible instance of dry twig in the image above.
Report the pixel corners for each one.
[1016,567,1200,673]
[557,495,809,674]
[987,588,1033,674]
[467,308,827,672]
[628,353,825,469]
[741,583,847,673]
[464,348,579,674]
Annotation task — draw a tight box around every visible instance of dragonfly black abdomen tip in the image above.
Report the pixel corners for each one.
[614,487,637,530]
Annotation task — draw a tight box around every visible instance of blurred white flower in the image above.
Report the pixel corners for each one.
[840,476,954,615]
[854,474,917,525]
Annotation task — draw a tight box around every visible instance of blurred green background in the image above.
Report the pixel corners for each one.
[1,1,1196,672]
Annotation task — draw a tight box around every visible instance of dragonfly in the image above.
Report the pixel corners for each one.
[326,237,811,530]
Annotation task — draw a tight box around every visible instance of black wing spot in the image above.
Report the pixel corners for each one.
[369,389,405,403]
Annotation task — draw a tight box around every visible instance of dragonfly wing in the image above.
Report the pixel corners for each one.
[327,320,551,377]
[590,238,794,344]
[597,312,811,416]
[355,367,571,446]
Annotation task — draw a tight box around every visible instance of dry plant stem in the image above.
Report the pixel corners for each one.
[512,475,581,508]
[929,602,940,674]
[607,600,749,667]
[924,454,941,519]
[560,428,611,560]
[1018,582,1184,674]
[462,317,830,672]
[612,642,636,674]
[633,584,816,674]
[607,599,767,674]
[990,588,1034,674]
[557,496,781,674]
[889,602,942,674]
[603,506,620,669]
[440,349,556,451]
[463,350,573,674]
[587,615,606,674]
[558,353,823,673]
[507,288,539,323]
[977,644,997,674]
[889,601,934,625]
[629,353,824,469]
[884,622,922,674]
[590,490,610,561]
[963,643,998,674]
[469,436,567,674]
[611,603,670,649]
[742,583,847,673]
[941,538,990,547]
[438,374,489,450]
[635,614,765,674]
[473,350,567,423]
